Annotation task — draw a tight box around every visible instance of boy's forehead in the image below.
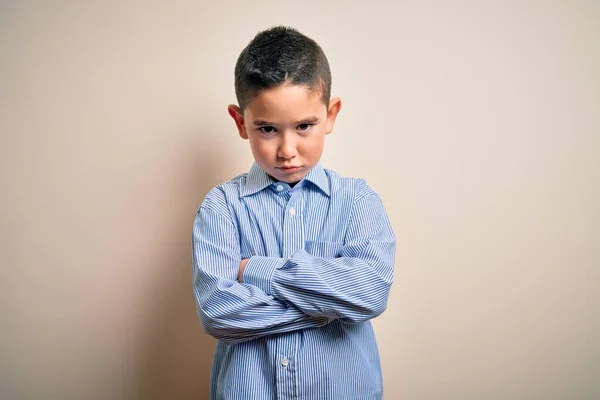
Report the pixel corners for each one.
[244,83,326,122]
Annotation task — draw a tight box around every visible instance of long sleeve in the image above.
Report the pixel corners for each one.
[192,202,330,345]
[242,191,396,323]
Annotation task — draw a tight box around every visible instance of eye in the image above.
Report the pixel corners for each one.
[259,126,277,135]
[297,123,314,132]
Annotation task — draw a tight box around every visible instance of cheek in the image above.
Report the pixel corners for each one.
[301,135,325,157]
[250,137,276,158]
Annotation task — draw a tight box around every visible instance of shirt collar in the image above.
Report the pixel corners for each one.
[239,162,330,198]
[239,163,275,197]
[302,162,330,196]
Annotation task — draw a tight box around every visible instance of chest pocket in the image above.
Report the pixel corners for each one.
[305,241,344,259]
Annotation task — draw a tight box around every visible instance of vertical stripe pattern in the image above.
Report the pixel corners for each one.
[192,162,396,399]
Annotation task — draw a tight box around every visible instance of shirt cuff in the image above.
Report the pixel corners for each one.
[242,256,284,295]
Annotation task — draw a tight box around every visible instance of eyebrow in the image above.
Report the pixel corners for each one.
[252,116,320,126]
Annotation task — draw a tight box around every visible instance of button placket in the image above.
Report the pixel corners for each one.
[275,331,297,398]
[275,188,303,398]
[282,190,304,258]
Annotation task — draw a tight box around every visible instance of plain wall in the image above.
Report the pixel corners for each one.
[1,1,598,399]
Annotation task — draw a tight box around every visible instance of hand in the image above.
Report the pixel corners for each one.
[238,259,249,283]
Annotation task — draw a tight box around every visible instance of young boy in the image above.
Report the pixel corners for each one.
[192,26,396,399]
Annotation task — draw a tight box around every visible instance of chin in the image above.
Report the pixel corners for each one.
[275,170,308,183]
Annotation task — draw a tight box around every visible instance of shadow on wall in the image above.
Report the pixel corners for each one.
[136,132,223,400]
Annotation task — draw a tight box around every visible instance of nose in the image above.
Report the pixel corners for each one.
[277,132,297,160]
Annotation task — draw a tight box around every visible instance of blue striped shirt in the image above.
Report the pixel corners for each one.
[192,162,396,399]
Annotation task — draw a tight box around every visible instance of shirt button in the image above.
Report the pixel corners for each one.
[289,207,296,216]
[276,185,284,192]
[281,357,289,367]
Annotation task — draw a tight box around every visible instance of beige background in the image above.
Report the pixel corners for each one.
[1,1,598,399]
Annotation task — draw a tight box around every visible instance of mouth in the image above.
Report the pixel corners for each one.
[276,166,303,173]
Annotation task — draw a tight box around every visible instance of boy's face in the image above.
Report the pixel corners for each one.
[228,83,342,184]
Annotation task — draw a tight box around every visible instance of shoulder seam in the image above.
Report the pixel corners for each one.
[197,185,236,224]
[352,179,375,204]
[198,204,235,224]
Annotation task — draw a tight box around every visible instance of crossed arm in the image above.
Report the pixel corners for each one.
[237,259,250,282]
[192,188,396,345]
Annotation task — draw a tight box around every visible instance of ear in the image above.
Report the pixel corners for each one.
[228,104,248,139]
[325,97,342,134]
